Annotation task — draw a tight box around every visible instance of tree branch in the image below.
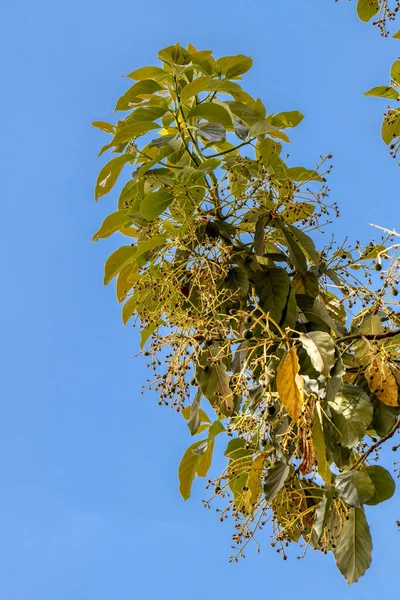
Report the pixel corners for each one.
[352,416,400,470]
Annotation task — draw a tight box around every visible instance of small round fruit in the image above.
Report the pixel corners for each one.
[243,329,253,340]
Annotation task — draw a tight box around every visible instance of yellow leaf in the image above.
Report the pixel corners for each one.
[245,454,266,513]
[276,348,304,421]
[366,358,399,407]
[116,264,137,303]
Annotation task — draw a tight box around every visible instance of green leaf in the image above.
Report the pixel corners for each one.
[286,167,323,182]
[287,224,319,266]
[140,322,158,349]
[279,223,307,275]
[216,54,253,79]
[196,344,234,414]
[356,0,379,22]
[334,507,372,584]
[126,66,166,80]
[248,120,280,138]
[134,235,167,261]
[364,86,399,100]
[180,76,212,102]
[312,402,332,483]
[292,271,319,298]
[364,465,396,505]
[122,293,138,325]
[270,111,304,128]
[335,471,374,508]
[187,388,203,436]
[112,122,160,144]
[391,60,400,83]
[225,266,249,299]
[115,80,164,111]
[198,157,221,172]
[254,267,291,323]
[263,461,290,502]
[196,122,226,142]
[140,189,174,220]
[187,103,233,128]
[393,29,400,40]
[329,384,373,448]
[382,108,400,145]
[371,396,400,436]
[92,121,116,134]
[104,246,137,285]
[92,210,132,241]
[299,331,335,376]
[178,440,206,500]
[95,154,134,200]
[313,489,334,541]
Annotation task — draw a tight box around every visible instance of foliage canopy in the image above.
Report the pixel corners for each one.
[92,6,400,586]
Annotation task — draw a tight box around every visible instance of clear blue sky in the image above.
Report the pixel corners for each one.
[1,1,399,598]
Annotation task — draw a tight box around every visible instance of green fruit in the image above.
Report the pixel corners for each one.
[243,329,253,340]
[375,263,383,271]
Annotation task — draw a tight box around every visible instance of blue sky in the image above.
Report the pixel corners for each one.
[1,0,399,598]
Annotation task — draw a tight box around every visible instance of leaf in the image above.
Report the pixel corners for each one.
[187,103,233,128]
[329,384,373,448]
[115,80,164,111]
[254,267,291,323]
[366,358,399,407]
[243,455,266,514]
[95,154,133,200]
[117,263,136,303]
[276,348,304,421]
[140,189,174,220]
[292,271,319,298]
[371,396,400,436]
[356,0,379,22]
[233,118,249,140]
[286,167,323,182]
[382,108,400,145]
[364,465,396,505]
[225,266,249,299]
[187,388,203,436]
[263,461,290,502]
[104,246,137,285]
[391,59,400,82]
[92,121,116,134]
[92,210,132,241]
[312,402,332,483]
[180,76,212,102]
[216,54,253,79]
[313,489,334,542]
[354,314,383,362]
[196,122,226,142]
[196,344,234,414]
[134,235,167,262]
[335,471,374,508]
[178,440,205,500]
[364,86,399,100]
[280,201,316,224]
[112,121,160,144]
[126,66,166,80]
[140,322,157,349]
[334,507,372,584]
[270,111,304,128]
[248,121,283,139]
[299,331,335,376]
[393,29,400,40]
[287,224,319,266]
[122,293,138,325]
[279,223,307,275]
